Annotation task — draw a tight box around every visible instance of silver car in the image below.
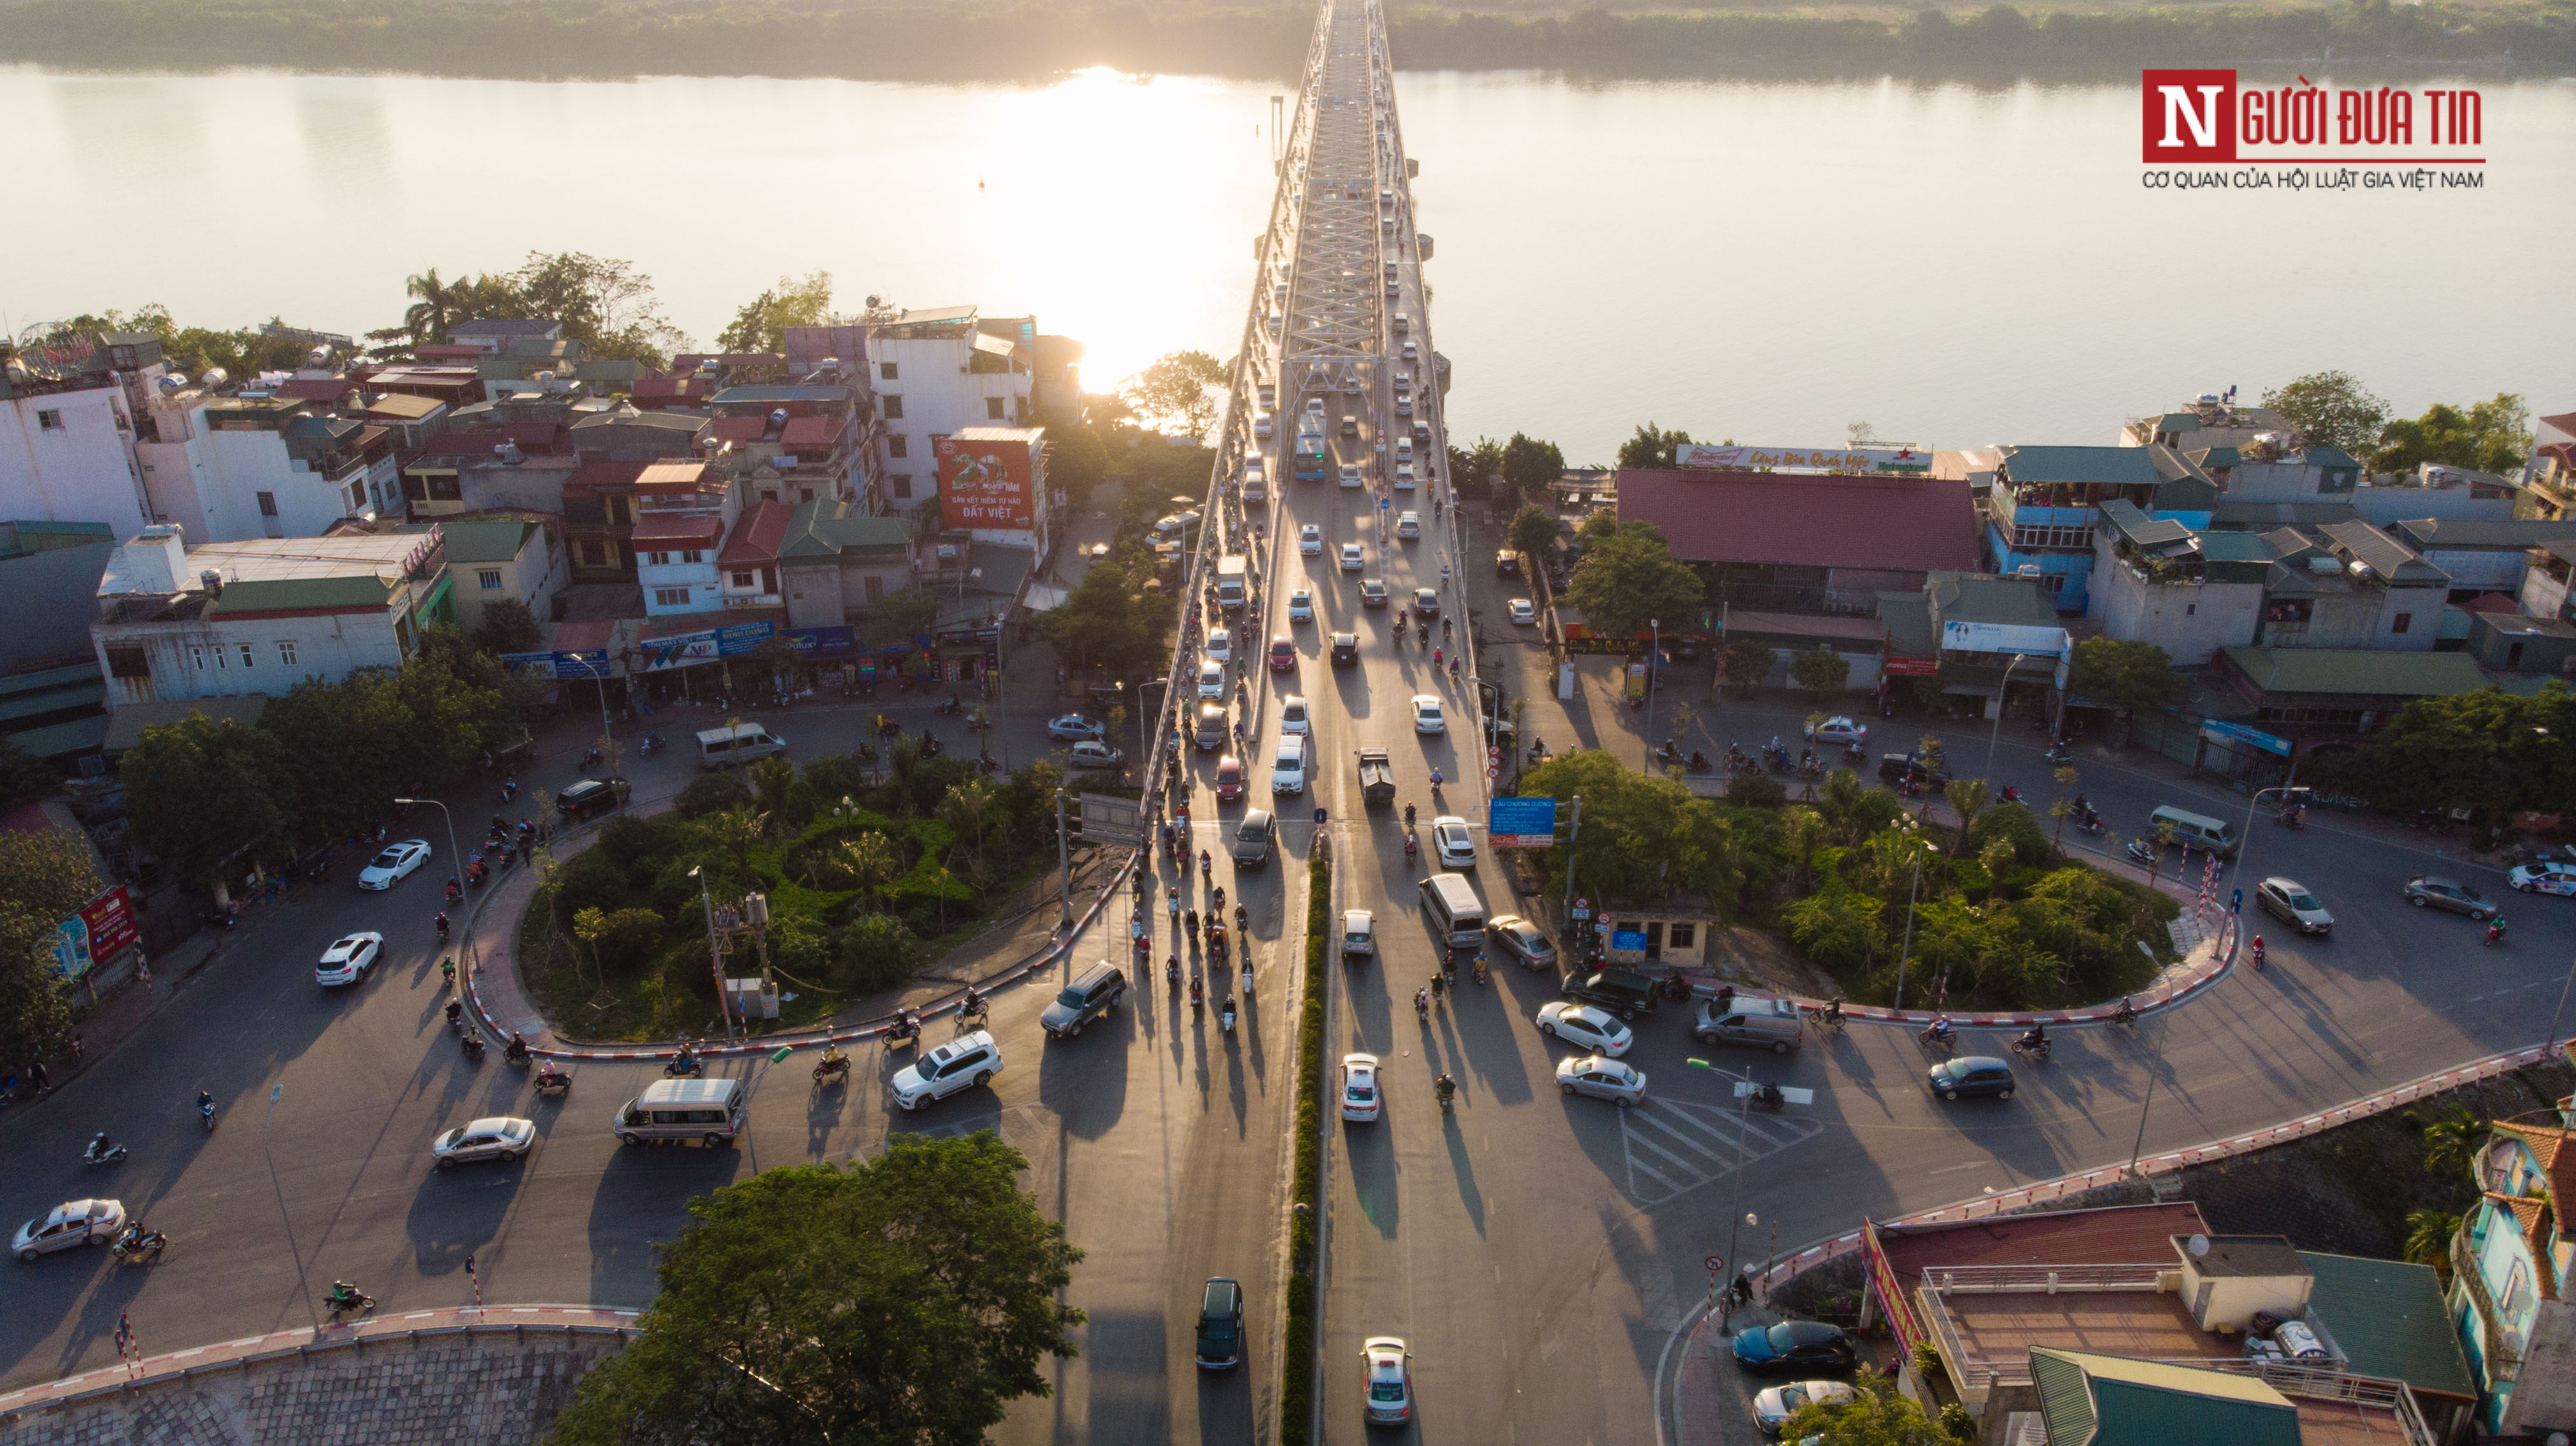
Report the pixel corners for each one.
[2254,876,2333,936]
[432,1116,536,1169]
[892,1032,1003,1111]
[2404,875,2495,920]
[1555,1054,1647,1106]
[13,1199,124,1262]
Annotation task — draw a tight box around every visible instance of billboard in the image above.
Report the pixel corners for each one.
[54,887,138,981]
[499,649,610,680]
[1674,443,1931,474]
[1488,797,1558,849]
[640,620,776,672]
[1940,621,2070,659]
[938,434,1035,529]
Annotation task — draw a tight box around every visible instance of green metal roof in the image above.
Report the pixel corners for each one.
[1928,571,2062,628]
[428,519,539,565]
[2031,1347,2300,1446]
[2000,445,2166,489]
[2220,647,2493,699]
[2101,498,2194,549]
[2297,1252,2476,1398]
[1878,592,1938,658]
[206,574,396,615]
[2196,532,2276,564]
[776,500,912,561]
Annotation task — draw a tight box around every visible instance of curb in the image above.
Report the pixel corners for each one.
[0,1305,642,1421]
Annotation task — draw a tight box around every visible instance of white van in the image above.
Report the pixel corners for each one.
[612,1077,745,1147]
[697,722,788,769]
[1418,872,1487,949]
[2148,804,2239,857]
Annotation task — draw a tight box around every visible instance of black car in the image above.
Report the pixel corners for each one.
[1877,752,1952,788]
[1331,633,1359,667]
[1039,962,1124,1039]
[1413,587,1439,618]
[1558,967,1658,1021]
[556,778,627,822]
[1732,1319,1858,1376]
[1496,549,1520,577]
[1195,1277,1244,1369]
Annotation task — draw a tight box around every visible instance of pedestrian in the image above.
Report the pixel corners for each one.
[1732,1272,1755,1308]
[29,1060,49,1095]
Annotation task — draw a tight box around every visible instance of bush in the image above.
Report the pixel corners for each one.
[834,915,924,995]
[673,771,750,818]
[1725,773,1788,809]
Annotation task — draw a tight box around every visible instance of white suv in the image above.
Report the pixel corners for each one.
[891,1031,1004,1111]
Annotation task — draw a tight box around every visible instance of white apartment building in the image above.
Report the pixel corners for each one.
[867,305,1037,517]
[90,526,453,709]
[0,365,152,535]
[136,390,398,542]
[634,467,738,617]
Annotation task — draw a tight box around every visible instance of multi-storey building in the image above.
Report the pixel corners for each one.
[865,305,1038,518]
[2448,1105,2576,1438]
[0,335,154,535]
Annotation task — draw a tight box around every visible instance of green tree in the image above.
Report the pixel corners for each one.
[1943,777,1991,852]
[1564,520,1704,643]
[2420,1102,2487,1180]
[543,1134,1082,1446]
[715,269,836,355]
[1120,350,1226,439]
[836,913,924,995]
[471,596,543,657]
[1506,503,1557,561]
[0,738,56,809]
[747,755,798,838]
[2349,684,2576,817]
[1616,421,1694,470]
[2404,1209,2460,1285]
[2260,370,2389,454]
[1518,750,1742,915]
[2066,636,2185,732]
[1782,884,1886,974]
[122,712,285,888]
[508,250,689,367]
[871,586,943,648]
[392,624,529,791]
[937,776,1005,893]
[1446,436,1505,500]
[1789,645,1851,702]
[1723,639,1773,698]
[1034,561,1171,677]
[1048,421,1110,506]
[1500,431,1564,499]
[0,827,103,1066]
[402,267,467,347]
[2372,393,2530,476]
[832,833,900,913]
[261,672,412,845]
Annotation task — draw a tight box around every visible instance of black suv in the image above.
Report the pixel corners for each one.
[556,778,627,822]
[1040,962,1126,1039]
[1195,1277,1244,1369]
[1559,967,1659,1021]
[1496,549,1520,577]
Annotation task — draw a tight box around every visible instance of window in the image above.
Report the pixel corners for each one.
[865,575,884,603]
[577,540,610,568]
[276,640,298,666]
[731,571,757,589]
[106,645,149,679]
[256,491,279,517]
[645,551,672,568]
[889,473,913,500]
[478,569,503,591]
[188,644,209,672]
[887,434,908,460]
[2501,1261,2531,1317]
[986,397,1006,420]
[2011,524,2094,551]
[237,643,256,669]
[2391,612,2412,634]
[682,550,704,565]
[881,395,904,421]
[346,481,367,512]
[1667,922,1697,949]
[653,587,692,608]
[36,409,63,430]
[879,362,898,381]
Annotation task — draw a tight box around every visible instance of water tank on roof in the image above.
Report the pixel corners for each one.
[157,374,185,393]
[769,409,790,426]
[308,346,331,367]
[494,441,525,466]
[2195,393,2220,406]
[2347,560,2376,582]
[201,367,229,387]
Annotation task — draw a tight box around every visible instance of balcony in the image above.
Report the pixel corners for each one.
[2453,1228,2523,1384]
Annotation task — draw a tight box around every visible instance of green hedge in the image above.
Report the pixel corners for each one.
[1281,844,1329,1446]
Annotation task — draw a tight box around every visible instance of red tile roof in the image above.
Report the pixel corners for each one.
[1875,1202,2213,1284]
[719,501,795,566]
[565,460,651,492]
[632,512,724,543]
[2461,592,2528,617]
[1618,468,1981,574]
[416,344,486,360]
[632,377,707,400]
[778,414,846,450]
[709,417,767,444]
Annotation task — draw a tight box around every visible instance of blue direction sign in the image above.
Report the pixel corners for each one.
[2202,719,2292,757]
[1611,929,1648,951]
[1487,797,1557,849]
[1379,497,1392,510]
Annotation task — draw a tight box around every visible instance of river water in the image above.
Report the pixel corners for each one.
[4,64,2570,460]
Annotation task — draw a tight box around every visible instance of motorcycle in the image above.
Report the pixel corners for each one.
[325,1282,375,1318]
[1746,1082,1785,1113]
[1435,1076,1457,1111]
[534,1063,571,1098]
[2074,813,2107,835]
[112,1223,166,1261]
[2111,999,2138,1029]
[435,913,451,940]
[206,907,239,932]
[198,1094,217,1132]
[664,1050,704,1077]
[811,1048,851,1084]
[445,999,465,1034]
[1471,956,1489,986]
[2010,1034,2053,1061]
[2044,743,2073,764]
[1917,1022,1958,1052]
[1221,999,1237,1033]
[1999,785,2022,804]
[2124,840,2158,867]
[1685,752,1712,775]
[937,696,965,716]
[83,1132,127,1167]
[583,747,603,770]
[503,1035,531,1068]
[2273,809,2305,829]
[2251,937,2267,969]
[639,733,666,757]
[1403,834,1418,862]
[2486,919,2507,947]
[1168,957,1183,990]
[1190,979,1204,1013]
[459,1034,486,1062]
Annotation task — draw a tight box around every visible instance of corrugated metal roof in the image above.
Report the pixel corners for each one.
[2296,1252,2476,1398]
[2317,521,2449,585]
[2395,517,2576,551]
[207,573,395,615]
[631,512,723,543]
[428,519,536,565]
[708,417,767,443]
[2221,647,2491,698]
[778,414,846,449]
[2031,1349,2300,1446]
[1999,445,2167,489]
[718,502,795,566]
[1617,468,1980,574]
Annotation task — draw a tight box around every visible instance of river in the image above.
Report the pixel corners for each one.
[4,64,2570,460]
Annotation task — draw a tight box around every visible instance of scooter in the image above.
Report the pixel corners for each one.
[2044,742,2073,764]
[1471,955,1489,986]
[534,1062,572,1097]
[2010,1034,2053,1060]
[639,733,666,757]
[663,1050,704,1077]
[112,1223,167,1260]
[1746,1082,1785,1113]
[326,1282,375,1318]
[2074,813,2108,836]
[198,1094,217,1132]
[2124,840,2157,867]
[2486,918,2508,947]
[2272,810,2305,829]
[1168,956,1183,990]
[1221,999,1237,1033]
[503,1035,532,1068]
[83,1132,127,1167]
[811,1048,851,1084]
[459,1034,486,1062]
[1917,1023,1958,1052]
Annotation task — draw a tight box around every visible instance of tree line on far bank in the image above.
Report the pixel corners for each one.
[6,1,2570,81]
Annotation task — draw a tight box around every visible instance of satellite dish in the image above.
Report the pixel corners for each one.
[2187,1234,2211,1258]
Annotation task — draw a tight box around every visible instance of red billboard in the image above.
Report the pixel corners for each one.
[936,433,1035,529]
[53,886,138,981]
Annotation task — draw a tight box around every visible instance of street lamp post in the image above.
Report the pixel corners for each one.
[1891,835,1940,1013]
[2127,939,2164,1176]
[263,1082,320,1333]
[1983,652,2029,784]
[2232,783,2311,908]
[393,797,471,974]
[690,866,736,1045]
[1642,619,1660,770]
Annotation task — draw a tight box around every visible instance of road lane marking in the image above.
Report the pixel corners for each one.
[1620,1099,1824,1206]
[1927,1161,1985,1174]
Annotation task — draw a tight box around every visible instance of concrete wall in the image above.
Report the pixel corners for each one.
[0,540,117,671]
[95,610,406,708]
[2418,548,2531,595]
[2088,550,2262,666]
[2353,486,2517,527]
[0,388,148,534]
[139,414,368,544]
[781,560,847,628]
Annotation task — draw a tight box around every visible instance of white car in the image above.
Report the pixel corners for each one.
[1411,695,1445,734]
[1271,737,1308,794]
[1393,463,1415,491]
[1400,340,1418,361]
[1306,397,1326,418]
[1205,626,1231,663]
[1396,510,1421,540]
[1509,598,1536,625]
[315,931,384,986]
[358,839,431,890]
[1287,588,1314,622]
[1361,1337,1415,1425]
[1394,439,1413,464]
[1341,1053,1383,1122]
[1804,715,1868,746]
[1534,1002,1634,1058]
[1342,909,1376,958]
[1395,394,1413,417]
[1754,1380,1856,1435]
[2509,861,2576,896]
[1198,660,1227,699]
[1340,465,1363,489]
[13,1199,124,1263]
[431,1116,535,1169]
[1432,815,1474,869]
[1299,524,1324,556]
[1279,696,1310,735]
[1255,412,1274,439]
[891,1031,1004,1111]
[1556,1053,1647,1106]
[1340,543,1364,572]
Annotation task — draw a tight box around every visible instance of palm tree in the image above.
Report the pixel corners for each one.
[403,269,463,346]
[2404,1209,2461,1284]
[748,754,796,836]
[2421,1103,2488,1181]
[1781,807,1826,893]
[834,833,899,913]
[938,778,1003,890]
[703,804,768,875]
[1944,778,1991,852]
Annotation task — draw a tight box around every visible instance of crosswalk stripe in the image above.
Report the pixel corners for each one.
[1626,1108,1738,1165]
[1618,1099,1825,1207]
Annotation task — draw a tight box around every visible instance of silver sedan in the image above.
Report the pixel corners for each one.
[432,1116,536,1169]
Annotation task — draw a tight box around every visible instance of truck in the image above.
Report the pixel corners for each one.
[1294,417,1327,481]
[1355,747,1396,806]
[1215,555,1249,611]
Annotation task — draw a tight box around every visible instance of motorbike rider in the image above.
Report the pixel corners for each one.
[1414,986,1431,1016]
[1925,1013,1954,1043]
[1435,1072,1457,1106]
[1189,976,1204,1007]
[962,985,987,1019]
[1404,802,1417,827]
[435,911,451,937]
[87,1130,116,1162]
[2112,997,2138,1027]
[328,1279,367,1309]
[445,997,465,1029]
[2488,915,2509,944]
[197,1088,213,1117]
[2017,1021,2048,1053]
[1823,995,1844,1026]
[817,1041,847,1075]
[2251,933,2267,966]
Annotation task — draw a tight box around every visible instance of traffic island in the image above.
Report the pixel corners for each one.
[1281,839,1331,1446]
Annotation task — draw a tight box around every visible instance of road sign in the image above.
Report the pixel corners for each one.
[1488,796,1557,849]
[1571,898,1590,920]
[2231,887,2243,911]
[1077,794,1145,846]
[1733,1082,1816,1104]
[1379,497,1391,510]
[1704,1254,1726,1272]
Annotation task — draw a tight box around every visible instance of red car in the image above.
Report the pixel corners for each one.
[1269,636,1296,672]
[1215,755,1245,801]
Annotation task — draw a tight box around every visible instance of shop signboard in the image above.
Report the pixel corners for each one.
[640,621,776,672]
[938,434,1035,528]
[54,887,137,982]
[1674,443,1932,474]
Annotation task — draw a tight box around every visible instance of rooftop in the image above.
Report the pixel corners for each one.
[2295,1252,2475,1400]
[363,394,443,421]
[451,318,560,339]
[1873,1202,2212,1286]
[1928,571,2063,629]
[2180,1235,2307,1279]
[1998,444,2169,490]
[1614,468,1980,573]
[718,501,794,567]
[778,414,848,449]
[777,500,912,561]
[101,533,434,598]
[414,518,536,565]
[2316,521,2449,586]
[2393,517,2576,551]
[2220,647,2493,699]
[2030,1348,2301,1446]
[99,696,271,754]
[709,385,851,406]
[631,512,724,544]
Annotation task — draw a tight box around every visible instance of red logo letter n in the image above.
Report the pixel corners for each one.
[2141,69,2235,162]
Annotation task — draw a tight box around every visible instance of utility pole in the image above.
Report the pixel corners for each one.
[1056,789,1074,929]
[1891,836,1938,1012]
[1560,795,1582,948]
[690,866,736,1044]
